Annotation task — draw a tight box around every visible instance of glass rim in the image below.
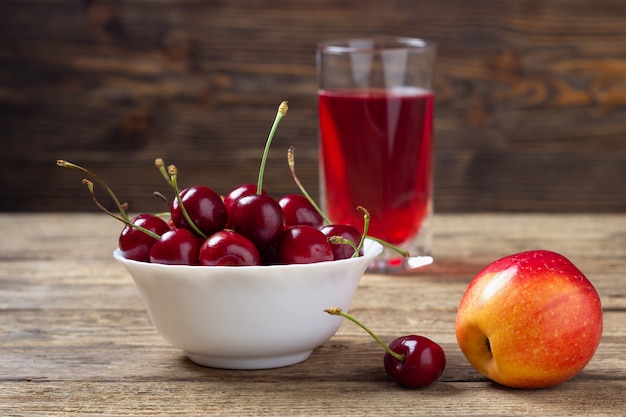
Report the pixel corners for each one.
[317,36,435,54]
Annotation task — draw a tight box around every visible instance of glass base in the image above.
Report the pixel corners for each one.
[365,212,433,273]
[367,249,433,274]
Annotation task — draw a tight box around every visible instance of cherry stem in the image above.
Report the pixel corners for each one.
[257,101,288,194]
[153,191,169,204]
[325,307,404,362]
[287,146,332,224]
[355,206,370,256]
[285,149,409,258]
[56,160,131,223]
[327,207,370,258]
[166,164,208,240]
[327,235,358,253]
[367,236,410,258]
[82,179,121,220]
[154,158,174,187]
[81,179,160,240]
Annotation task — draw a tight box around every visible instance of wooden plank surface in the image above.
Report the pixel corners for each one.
[2,1,626,213]
[1,213,625,416]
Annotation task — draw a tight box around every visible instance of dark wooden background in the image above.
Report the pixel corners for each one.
[2,0,625,213]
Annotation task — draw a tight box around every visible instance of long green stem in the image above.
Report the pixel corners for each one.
[287,146,331,224]
[367,236,410,257]
[82,179,160,240]
[167,165,207,240]
[154,158,173,187]
[327,236,358,252]
[324,307,404,362]
[354,206,370,257]
[284,148,409,259]
[257,101,288,194]
[56,160,130,222]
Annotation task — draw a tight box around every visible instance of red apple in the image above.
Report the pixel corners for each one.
[455,250,603,389]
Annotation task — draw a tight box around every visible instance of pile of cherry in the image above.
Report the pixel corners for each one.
[120,179,364,267]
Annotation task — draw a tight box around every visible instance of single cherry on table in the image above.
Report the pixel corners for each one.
[325,307,446,389]
[384,335,447,389]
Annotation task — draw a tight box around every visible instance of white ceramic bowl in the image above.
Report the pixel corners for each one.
[113,239,382,369]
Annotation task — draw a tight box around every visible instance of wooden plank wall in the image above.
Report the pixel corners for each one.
[1,0,625,213]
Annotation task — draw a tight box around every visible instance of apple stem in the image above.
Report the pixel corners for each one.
[257,101,288,195]
[324,307,405,362]
[287,146,332,224]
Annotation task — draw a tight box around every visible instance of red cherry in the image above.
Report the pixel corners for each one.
[223,183,268,228]
[278,194,324,228]
[230,194,284,249]
[276,225,334,264]
[224,183,266,212]
[325,308,446,389]
[119,214,170,262]
[170,185,227,237]
[383,335,447,389]
[320,224,363,260]
[199,230,261,266]
[149,228,201,265]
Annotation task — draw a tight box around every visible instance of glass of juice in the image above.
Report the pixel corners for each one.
[317,37,436,272]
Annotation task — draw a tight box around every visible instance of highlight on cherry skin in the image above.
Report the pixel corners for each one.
[279,193,324,228]
[325,307,446,389]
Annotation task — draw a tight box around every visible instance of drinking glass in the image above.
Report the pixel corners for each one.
[317,37,436,272]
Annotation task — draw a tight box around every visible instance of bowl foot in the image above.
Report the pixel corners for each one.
[186,350,314,370]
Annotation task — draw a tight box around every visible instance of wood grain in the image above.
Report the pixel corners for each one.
[1,213,625,415]
[1,1,626,213]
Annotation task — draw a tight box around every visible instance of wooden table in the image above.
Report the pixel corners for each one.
[1,213,624,416]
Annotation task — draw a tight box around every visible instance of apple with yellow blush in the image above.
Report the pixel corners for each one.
[455,250,603,389]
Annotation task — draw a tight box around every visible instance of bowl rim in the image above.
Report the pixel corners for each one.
[113,238,383,271]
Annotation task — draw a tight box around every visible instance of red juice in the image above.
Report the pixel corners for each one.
[318,87,434,245]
